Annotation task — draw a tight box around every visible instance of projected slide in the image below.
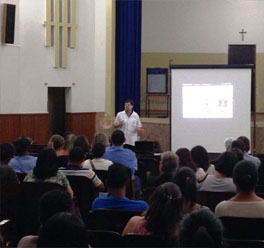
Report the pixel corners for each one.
[182,84,233,118]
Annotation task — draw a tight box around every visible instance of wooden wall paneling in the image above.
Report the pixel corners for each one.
[65,113,96,143]
[0,114,50,144]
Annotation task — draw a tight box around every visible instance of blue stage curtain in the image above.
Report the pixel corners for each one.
[115,0,142,114]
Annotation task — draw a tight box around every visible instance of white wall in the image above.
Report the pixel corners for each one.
[0,0,107,114]
[142,0,264,53]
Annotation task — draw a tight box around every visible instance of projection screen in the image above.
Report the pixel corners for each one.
[171,65,252,153]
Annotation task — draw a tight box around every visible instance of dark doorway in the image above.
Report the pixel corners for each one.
[48,87,66,135]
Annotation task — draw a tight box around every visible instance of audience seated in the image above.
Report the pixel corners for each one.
[0,143,19,183]
[10,137,37,173]
[224,137,235,152]
[92,163,148,211]
[17,189,73,248]
[104,130,137,178]
[73,135,93,160]
[147,151,179,187]
[215,160,264,217]
[37,212,88,248]
[64,133,77,155]
[237,136,261,168]
[82,143,112,171]
[198,151,238,192]
[60,147,104,191]
[191,145,215,175]
[92,132,110,147]
[47,134,66,156]
[179,209,223,248]
[122,182,181,244]
[176,148,206,180]
[174,167,209,214]
[24,148,73,197]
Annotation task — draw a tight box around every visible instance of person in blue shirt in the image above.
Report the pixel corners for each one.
[104,130,137,178]
[9,137,37,173]
[92,163,148,211]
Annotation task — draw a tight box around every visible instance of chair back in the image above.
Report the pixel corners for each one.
[67,175,98,222]
[223,238,264,248]
[86,209,142,234]
[220,216,264,240]
[16,182,65,238]
[86,230,121,247]
[0,183,21,220]
[138,157,159,177]
[196,191,235,212]
[122,234,178,247]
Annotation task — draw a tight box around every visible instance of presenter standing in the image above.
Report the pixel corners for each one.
[114,100,143,146]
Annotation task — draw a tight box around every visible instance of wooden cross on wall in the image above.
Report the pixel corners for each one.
[239,29,247,41]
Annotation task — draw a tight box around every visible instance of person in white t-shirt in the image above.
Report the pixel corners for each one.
[114,100,143,146]
[82,143,112,171]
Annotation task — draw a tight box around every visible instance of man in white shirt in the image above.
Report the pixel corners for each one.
[114,100,143,146]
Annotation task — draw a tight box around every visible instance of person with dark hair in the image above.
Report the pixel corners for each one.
[24,148,73,197]
[92,163,148,211]
[122,182,182,243]
[176,148,206,180]
[104,130,137,178]
[230,148,244,162]
[60,147,104,191]
[17,190,73,248]
[191,145,215,175]
[114,99,143,146]
[216,160,264,217]
[0,143,19,183]
[73,135,93,160]
[180,209,223,248]
[174,167,209,213]
[237,136,261,168]
[198,151,238,192]
[10,137,37,173]
[82,143,112,171]
[37,212,88,248]
[147,151,179,187]
[231,139,246,153]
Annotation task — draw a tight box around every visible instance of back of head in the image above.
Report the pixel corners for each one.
[231,139,246,153]
[39,189,73,225]
[237,136,250,152]
[180,209,223,248]
[92,143,106,159]
[92,132,109,147]
[69,147,84,164]
[174,167,197,207]
[47,134,65,151]
[160,151,179,174]
[111,130,125,146]
[106,163,129,189]
[145,182,182,240]
[38,212,88,248]
[0,143,15,164]
[64,134,77,152]
[33,148,58,180]
[224,137,235,152]
[230,148,244,161]
[213,151,238,177]
[13,137,31,156]
[73,135,90,153]
[191,145,210,172]
[233,160,258,192]
[176,148,197,172]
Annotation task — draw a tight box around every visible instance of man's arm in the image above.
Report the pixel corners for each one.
[114,113,124,128]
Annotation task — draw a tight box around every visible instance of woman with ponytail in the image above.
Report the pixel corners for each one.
[215,160,264,217]
[174,167,209,214]
[122,182,182,243]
